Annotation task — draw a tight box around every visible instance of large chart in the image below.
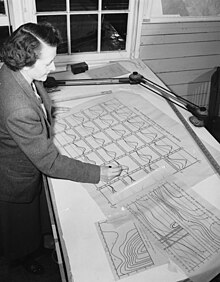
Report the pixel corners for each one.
[53,91,218,213]
[52,90,220,281]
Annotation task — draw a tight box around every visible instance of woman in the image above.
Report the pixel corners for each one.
[0,22,122,274]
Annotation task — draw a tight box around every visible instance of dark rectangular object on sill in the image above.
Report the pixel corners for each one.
[70,62,88,74]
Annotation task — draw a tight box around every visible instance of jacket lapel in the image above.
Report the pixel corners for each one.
[10,67,52,125]
[34,80,52,125]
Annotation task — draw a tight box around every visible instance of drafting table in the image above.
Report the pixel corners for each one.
[45,59,220,282]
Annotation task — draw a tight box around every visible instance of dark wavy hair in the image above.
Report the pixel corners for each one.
[1,22,62,71]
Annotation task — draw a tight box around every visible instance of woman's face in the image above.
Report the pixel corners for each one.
[23,42,57,82]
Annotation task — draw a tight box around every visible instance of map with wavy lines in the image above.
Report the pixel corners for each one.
[125,181,220,274]
[52,91,220,280]
[97,179,220,281]
[52,91,218,214]
[96,219,167,280]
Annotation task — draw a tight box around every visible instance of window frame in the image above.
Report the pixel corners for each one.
[0,0,10,26]
[13,0,142,65]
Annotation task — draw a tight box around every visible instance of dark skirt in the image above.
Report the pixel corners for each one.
[0,184,51,261]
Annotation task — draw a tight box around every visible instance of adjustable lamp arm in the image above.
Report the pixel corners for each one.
[44,71,208,126]
[129,72,208,125]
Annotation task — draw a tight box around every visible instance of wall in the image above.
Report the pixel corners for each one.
[139,20,220,108]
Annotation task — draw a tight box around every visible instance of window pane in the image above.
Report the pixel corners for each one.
[0,0,5,14]
[70,15,98,53]
[0,26,10,61]
[70,0,98,11]
[101,14,127,51]
[37,15,68,54]
[35,0,66,12]
[102,0,129,10]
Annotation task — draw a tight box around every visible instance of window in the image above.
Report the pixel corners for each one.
[145,0,220,22]
[0,0,11,56]
[33,0,136,62]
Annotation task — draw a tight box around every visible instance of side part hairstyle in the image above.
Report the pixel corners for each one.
[1,22,62,71]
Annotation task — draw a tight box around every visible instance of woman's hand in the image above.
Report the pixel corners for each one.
[100,165,122,183]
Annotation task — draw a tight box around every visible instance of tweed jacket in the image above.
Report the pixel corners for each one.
[0,64,100,203]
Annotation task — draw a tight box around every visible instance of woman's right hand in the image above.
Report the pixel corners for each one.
[100,165,122,183]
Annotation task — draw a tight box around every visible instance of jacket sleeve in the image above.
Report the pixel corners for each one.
[6,106,100,184]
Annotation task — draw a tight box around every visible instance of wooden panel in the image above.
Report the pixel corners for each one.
[139,20,220,103]
[143,55,220,72]
[155,69,215,85]
[141,21,220,35]
[170,82,211,106]
[168,82,210,97]
[139,41,220,59]
[141,32,220,45]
